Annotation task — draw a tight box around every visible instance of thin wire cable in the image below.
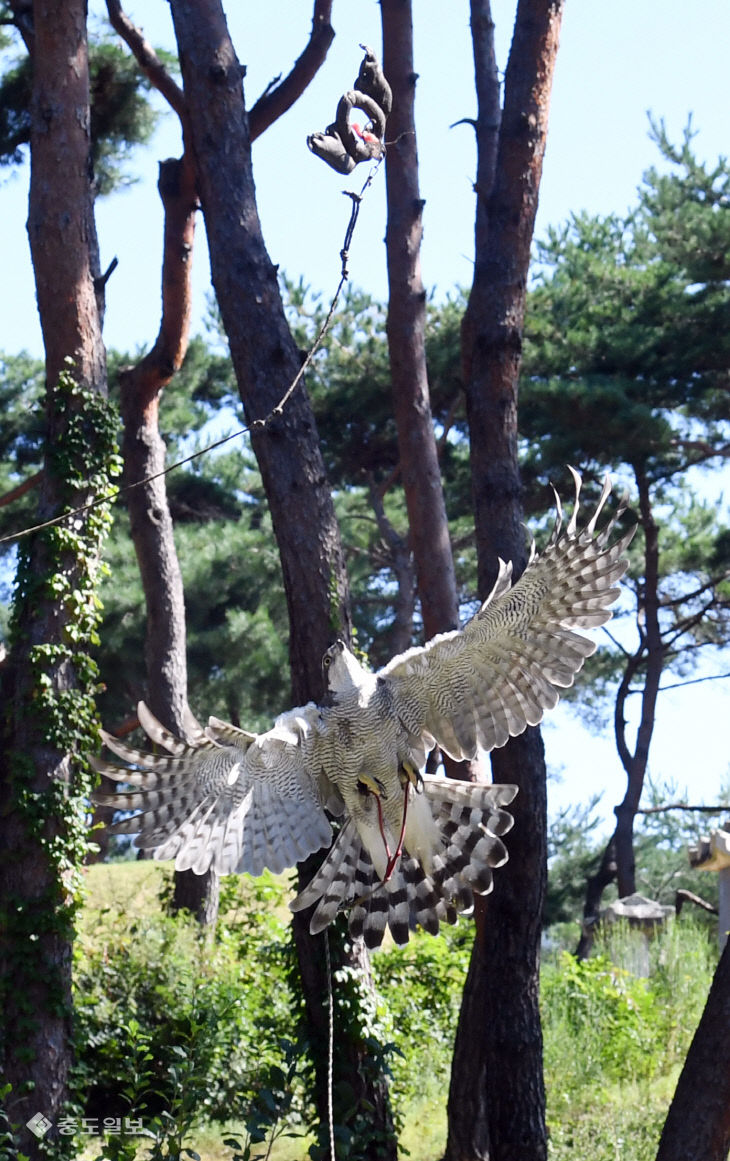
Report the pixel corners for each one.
[0,158,383,549]
[324,928,336,1161]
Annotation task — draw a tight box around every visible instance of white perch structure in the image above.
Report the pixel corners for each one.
[601,893,674,976]
[688,825,730,950]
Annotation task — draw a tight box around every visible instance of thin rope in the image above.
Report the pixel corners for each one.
[324,927,336,1161]
[0,158,383,549]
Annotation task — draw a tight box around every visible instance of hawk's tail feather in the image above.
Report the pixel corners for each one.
[421,777,517,818]
[347,855,460,948]
[290,779,517,948]
[292,820,363,932]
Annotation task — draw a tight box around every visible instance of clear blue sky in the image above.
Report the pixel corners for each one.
[2,1,729,833]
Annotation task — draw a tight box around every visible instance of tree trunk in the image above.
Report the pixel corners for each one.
[614,466,663,895]
[448,731,548,1161]
[0,1,108,1152]
[381,0,460,641]
[655,936,730,1161]
[118,154,219,924]
[576,464,664,955]
[380,0,480,787]
[165,3,394,1152]
[167,0,351,696]
[367,475,417,658]
[119,157,196,736]
[447,2,563,1158]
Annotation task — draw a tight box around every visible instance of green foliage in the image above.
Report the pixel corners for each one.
[0,368,120,1152]
[283,279,477,657]
[523,125,730,485]
[6,367,120,895]
[72,871,305,1159]
[69,864,721,1161]
[542,919,717,1161]
[281,909,400,1161]
[370,924,472,1110]
[519,128,730,717]
[545,779,727,940]
[0,1083,30,1161]
[0,352,45,548]
[0,37,159,194]
[545,795,606,928]
[88,42,160,196]
[72,864,474,1160]
[632,777,727,915]
[542,950,662,1084]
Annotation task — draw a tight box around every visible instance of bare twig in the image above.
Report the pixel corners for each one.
[655,672,730,693]
[249,0,334,140]
[0,471,42,509]
[639,802,730,815]
[661,574,730,610]
[105,0,188,126]
[675,888,718,916]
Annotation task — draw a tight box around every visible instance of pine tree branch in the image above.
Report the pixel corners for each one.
[0,471,42,509]
[674,888,718,916]
[661,602,717,650]
[661,573,730,610]
[655,671,730,693]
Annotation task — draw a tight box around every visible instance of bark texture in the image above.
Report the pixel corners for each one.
[0,0,106,1152]
[119,157,196,734]
[118,154,220,923]
[448,730,548,1161]
[167,0,351,702]
[381,0,460,641]
[381,0,479,785]
[576,464,664,956]
[166,3,394,1151]
[655,936,730,1161]
[447,2,563,1158]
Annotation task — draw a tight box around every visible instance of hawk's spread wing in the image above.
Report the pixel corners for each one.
[378,471,634,761]
[91,702,336,876]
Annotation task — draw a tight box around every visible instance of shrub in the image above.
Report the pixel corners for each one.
[371,922,471,1110]
[71,871,304,1155]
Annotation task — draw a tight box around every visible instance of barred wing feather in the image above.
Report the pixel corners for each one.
[91,702,332,877]
[380,472,634,762]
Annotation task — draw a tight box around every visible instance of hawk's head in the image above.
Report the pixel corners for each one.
[322,640,369,697]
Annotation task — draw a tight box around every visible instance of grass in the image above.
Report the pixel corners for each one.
[80,859,169,925]
[546,1071,681,1160]
[541,920,717,1161]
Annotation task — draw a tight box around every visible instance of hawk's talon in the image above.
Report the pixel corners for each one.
[358,772,386,798]
[399,759,423,793]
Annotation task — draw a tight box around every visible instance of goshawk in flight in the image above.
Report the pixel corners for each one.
[92,471,634,949]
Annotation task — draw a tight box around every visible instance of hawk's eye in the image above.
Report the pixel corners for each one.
[323,655,331,668]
